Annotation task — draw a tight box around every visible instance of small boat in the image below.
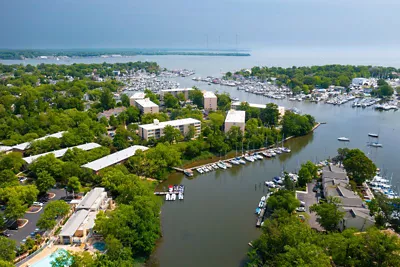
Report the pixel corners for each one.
[212,164,219,170]
[274,148,282,154]
[258,201,264,208]
[196,168,203,174]
[165,193,170,201]
[236,157,246,164]
[171,193,176,201]
[265,181,276,188]
[184,170,193,177]
[202,166,209,173]
[255,207,261,215]
[217,162,226,169]
[225,162,232,168]
[368,133,379,138]
[178,192,184,200]
[261,196,266,201]
[281,147,291,153]
[244,156,254,162]
[230,159,240,165]
[254,153,264,160]
[370,142,383,147]
[338,137,350,142]
[168,185,173,193]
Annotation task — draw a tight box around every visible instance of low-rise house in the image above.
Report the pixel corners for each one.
[321,165,375,231]
[97,107,126,120]
[59,188,111,245]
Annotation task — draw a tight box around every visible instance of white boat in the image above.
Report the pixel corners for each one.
[368,133,379,138]
[196,168,203,174]
[217,162,227,169]
[258,201,264,208]
[178,192,184,200]
[230,159,240,165]
[244,156,254,162]
[236,157,246,164]
[165,193,170,201]
[254,154,264,160]
[370,142,383,147]
[207,165,214,171]
[338,137,350,142]
[281,147,291,153]
[171,193,176,201]
[261,196,266,201]
[202,166,209,173]
[225,162,232,168]
[274,148,282,154]
[265,181,275,188]
[212,163,219,170]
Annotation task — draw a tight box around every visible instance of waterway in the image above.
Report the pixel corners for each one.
[2,49,399,266]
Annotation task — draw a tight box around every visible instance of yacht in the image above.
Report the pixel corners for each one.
[338,137,350,142]
[170,193,176,201]
[281,147,291,153]
[370,142,383,147]
[230,159,240,165]
[261,196,266,201]
[274,148,282,154]
[236,157,246,164]
[244,156,254,162]
[178,192,184,200]
[368,133,379,138]
[258,201,265,208]
[225,162,232,168]
[196,168,203,174]
[212,163,219,170]
[165,193,170,201]
[265,181,275,188]
[217,162,227,169]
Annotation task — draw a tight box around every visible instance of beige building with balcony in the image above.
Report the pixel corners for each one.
[224,110,246,133]
[203,91,217,111]
[160,88,193,100]
[139,118,201,140]
[134,98,159,114]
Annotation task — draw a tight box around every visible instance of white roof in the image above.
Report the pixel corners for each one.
[77,187,105,210]
[12,131,65,151]
[161,88,194,93]
[232,101,285,115]
[135,98,158,108]
[203,91,217,99]
[0,146,12,153]
[130,92,145,99]
[139,118,201,131]
[22,143,101,164]
[81,145,148,171]
[59,209,89,237]
[225,110,245,123]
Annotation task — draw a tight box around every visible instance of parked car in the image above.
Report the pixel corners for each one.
[32,202,43,207]
[1,231,11,237]
[296,207,306,212]
[39,196,49,203]
[19,177,28,183]
[300,201,306,207]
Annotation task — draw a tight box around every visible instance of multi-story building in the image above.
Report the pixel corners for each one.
[224,110,245,133]
[134,98,159,114]
[139,118,201,140]
[231,101,285,117]
[160,88,193,100]
[129,92,145,106]
[203,91,217,111]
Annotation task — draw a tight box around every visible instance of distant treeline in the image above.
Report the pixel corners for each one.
[0,49,251,59]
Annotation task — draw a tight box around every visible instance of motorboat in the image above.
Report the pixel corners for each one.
[281,147,291,153]
[202,166,209,173]
[236,157,246,164]
[254,153,264,160]
[217,162,227,169]
[165,193,170,201]
[244,156,254,162]
[178,192,184,200]
[168,185,173,193]
[261,196,266,201]
[224,162,232,168]
[255,207,261,215]
[265,181,276,188]
[368,133,379,138]
[338,137,350,142]
[212,163,219,170]
[258,201,265,208]
[370,142,383,147]
[274,148,282,154]
[184,170,193,177]
[196,168,203,174]
[171,193,176,201]
[230,159,240,165]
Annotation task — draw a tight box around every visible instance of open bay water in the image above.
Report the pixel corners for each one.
[2,47,400,266]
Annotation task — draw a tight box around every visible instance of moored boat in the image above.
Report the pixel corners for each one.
[368,133,379,138]
[338,137,350,142]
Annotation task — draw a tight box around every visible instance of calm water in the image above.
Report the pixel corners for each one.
[2,50,399,266]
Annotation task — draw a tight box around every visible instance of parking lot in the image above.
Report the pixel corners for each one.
[8,188,67,244]
[296,181,324,231]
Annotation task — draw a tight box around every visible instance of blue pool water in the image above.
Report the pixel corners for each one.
[93,241,106,251]
[32,249,69,267]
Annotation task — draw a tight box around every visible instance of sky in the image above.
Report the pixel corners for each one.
[1,0,400,50]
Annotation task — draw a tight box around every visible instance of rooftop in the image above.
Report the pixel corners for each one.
[23,143,101,164]
[139,118,201,131]
[130,92,145,99]
[231,101,285,115]
[81,145,148,171]
[203,91,217,98]
[97,107,126,119]
[77,187,105,210]
[0,146,12,153]
[225,110,246,123]
[135,98,159,108]
[59,209,90,237]
[12,131,65,151]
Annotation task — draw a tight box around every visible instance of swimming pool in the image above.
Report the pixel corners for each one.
[93,241,106,252]
[31,249,69,267]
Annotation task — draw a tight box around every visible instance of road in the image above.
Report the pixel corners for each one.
[9,188,67,244]
[296,181,324,231]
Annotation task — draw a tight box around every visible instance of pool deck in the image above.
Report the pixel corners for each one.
[22,245,91,267]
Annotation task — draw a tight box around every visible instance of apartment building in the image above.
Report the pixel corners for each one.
[160,88,193,100]
[139,118,201,140]
[129,92,145,106]
[203,91,217,111]
[134,98,159,114]
[224,110,246,133]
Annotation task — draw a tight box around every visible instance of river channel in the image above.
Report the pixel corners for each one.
[2,52,399,266]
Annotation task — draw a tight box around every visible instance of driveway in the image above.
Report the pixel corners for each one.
[8,188,67,245]
[296,181,324,231]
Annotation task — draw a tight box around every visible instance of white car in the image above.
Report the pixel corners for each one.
[32,202,43,207]
[296,207,306,212]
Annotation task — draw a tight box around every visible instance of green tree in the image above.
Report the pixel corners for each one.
[0,170,19,187]
[4,197,27,221]
[67,177,81,194]
[144,89,160,105]
[309,197,344,231]
[37,200,70,230]
[163,125,182,144]
[0,152,24,173]
[185,125,196,141]
[120,94,130,107]
[189,88,204,108]
[208,112,224,133]
[216,92,231,111]
[298,167,312,188]
[275,243,331,267]
[283,172,295,191]
[100,88,116,110]
[260,103,279,127]
[177,92,185,102]
[163,93,179,108]
[35,171,56,194]
[343,149,376,185]
[267,190,300,213]
[0,237,16,262]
